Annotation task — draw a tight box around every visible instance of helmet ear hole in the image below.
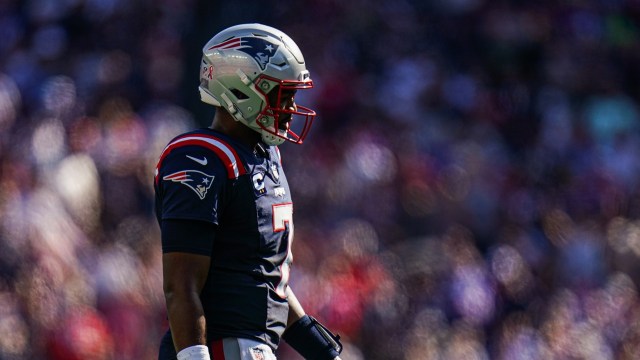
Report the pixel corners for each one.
[230,88,249,100]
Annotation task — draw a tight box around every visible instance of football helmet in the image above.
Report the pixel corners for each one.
[199,23,316,145]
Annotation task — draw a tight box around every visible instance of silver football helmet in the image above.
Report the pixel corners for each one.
[199,23,316,145]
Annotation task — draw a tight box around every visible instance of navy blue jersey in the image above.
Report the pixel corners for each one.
[154,128,293,350]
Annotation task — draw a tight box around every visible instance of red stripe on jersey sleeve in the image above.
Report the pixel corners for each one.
[154,134,246,184]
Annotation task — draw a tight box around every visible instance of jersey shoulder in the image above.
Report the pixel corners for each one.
[155,129,248,183]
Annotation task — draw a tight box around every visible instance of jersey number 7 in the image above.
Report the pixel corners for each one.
[273,203,293,298]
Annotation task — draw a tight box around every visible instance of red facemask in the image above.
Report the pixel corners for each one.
[255,75,316,145]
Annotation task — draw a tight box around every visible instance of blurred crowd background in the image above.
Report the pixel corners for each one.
[1,0,640,359]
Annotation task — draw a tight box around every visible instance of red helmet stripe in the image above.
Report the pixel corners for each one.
[208,38,241,50]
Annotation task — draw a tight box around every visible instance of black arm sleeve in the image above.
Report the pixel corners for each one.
[161,218,216,256]
[283,315,342,360]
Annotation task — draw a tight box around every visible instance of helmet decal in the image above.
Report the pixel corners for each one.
[209,37,280,71]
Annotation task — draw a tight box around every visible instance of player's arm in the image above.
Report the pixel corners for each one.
[286,286,306,326]
[162,219,214,360]
[163,252,209,350]
[284,287,343,360]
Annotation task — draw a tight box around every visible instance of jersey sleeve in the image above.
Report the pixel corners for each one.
[161,218,216,255]
[156,145,227,225]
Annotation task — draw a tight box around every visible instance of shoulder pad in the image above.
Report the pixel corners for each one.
[155,133,247,184]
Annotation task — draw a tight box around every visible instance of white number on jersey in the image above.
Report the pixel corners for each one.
[272,203,293,298]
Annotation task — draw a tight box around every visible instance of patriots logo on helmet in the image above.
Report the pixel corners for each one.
[163,170,215,200]
[208,37,280,70]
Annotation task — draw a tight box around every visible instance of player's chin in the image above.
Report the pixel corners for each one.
[278,119,292,132]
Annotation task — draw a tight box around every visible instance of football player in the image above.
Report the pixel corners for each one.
[154,24,343,360]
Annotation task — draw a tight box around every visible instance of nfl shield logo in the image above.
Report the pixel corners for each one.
[251,348,265,360]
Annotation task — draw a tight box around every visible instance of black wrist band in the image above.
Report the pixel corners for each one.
[282,315,342,360]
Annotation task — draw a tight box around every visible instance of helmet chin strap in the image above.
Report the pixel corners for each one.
[257,112,289,145]
[219,93,244,122]
[261,131,285,146]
